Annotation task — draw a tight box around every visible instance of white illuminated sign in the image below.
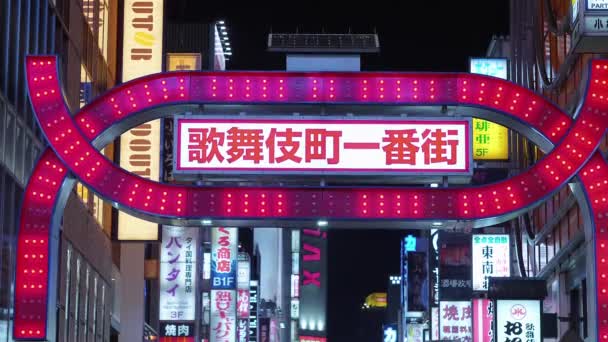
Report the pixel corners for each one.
[470,58,508,80]
[238,260,251,289]
[588,0,608,9]
[175,118,472,175]
[472,234,510,291]
[211,290,237,342]
[383,325,398,342]
[496,300,541,342]
[291,274,300,297]
[119,0,164,240]
[204,252,211,280]
[291,299,300,319]
[159,226,198,321]
[439,301,472,341]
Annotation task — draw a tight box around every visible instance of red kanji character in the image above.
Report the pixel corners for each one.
[443,305,459,321]
[382,129,419,165]
[226,127,264,163]
[443,326,450,333]
[217,247,231,259]
[217,260,231,273]
[188,128,225,163]
[451,326,458,333]
[218,236,230,247]
[305,129,342,164]
[420,129,459,165]
[266,128,302,163]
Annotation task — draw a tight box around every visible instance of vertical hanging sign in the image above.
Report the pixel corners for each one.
[211,227,238,342]
[119,0,164,240]
[159,226,198,321]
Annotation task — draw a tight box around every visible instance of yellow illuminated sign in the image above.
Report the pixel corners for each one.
[118,0,164,240]
[473,118,509,160]
[167,53,202,71]
[365,292,388,308]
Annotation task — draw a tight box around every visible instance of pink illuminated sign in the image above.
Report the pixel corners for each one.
[176,118,472,175]
[473,298,493,342]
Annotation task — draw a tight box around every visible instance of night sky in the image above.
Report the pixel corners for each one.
[168,1,510,340]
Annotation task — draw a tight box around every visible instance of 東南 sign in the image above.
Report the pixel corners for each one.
[175,118,472,175]
[159,226,198,321]
[439,301,472,341]
[496,300,541,342]
[211,290,237,342]
[472,234,510,291]
[211,227,238,289]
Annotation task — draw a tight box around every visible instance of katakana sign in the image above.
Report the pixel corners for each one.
[496,300,541,342]
[472,234,510,291]
[175,118,471,175]
[439,301,473,341]
[159,226,198,321]
[211,289,237,342]
[211,227,238,289]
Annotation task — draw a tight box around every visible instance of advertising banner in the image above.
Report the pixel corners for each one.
[299,228,327,335]
[160,322,194,337]
[167,53,202,71]
[431,307,439,341]
[211,227,238,289]
[238,289,251,318]
[382,324,398,342]
[472,234,510,291]
[119,0,164,240]
[439,232,472,300]
[238,319,249,342]
[472,299,494,342]
[238,257,251,289]
[175,118,472,175]
[588,0,608,9]
[496,300,541,342]
[439,301,472,341]
[249,280,259,342]
[159,226,198,321]
[210,290,237,342]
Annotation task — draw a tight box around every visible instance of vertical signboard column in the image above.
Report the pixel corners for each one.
[299,229,327,340]
[237,253,251,342]
[159,226,198,341]
[119,0,164,240]
[211,228,238,342]
[249,280,259,342]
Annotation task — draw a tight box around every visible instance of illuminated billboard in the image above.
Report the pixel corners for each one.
[211,227,238,289]
[496,300,541,342]
[472,234,510,291]
[159,226,198,321]
[119,0,164,240]
[175,118,472,175]
[299,228,328,335]
[439,301,472,341]
[211,290,237,342]
[472,299,494,342]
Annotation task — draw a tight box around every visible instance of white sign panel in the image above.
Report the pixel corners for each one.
[470,58,508,80]
[472,234,510,291]
[496,300,541,342]
[238,260,251,289]
[439,301,472,341]
[175,118,472,175]
[204,252,211,280]
[588,0,608,10]
[119,0,164,240]
[585,16,608,33]
[159,226,198,321]
[291,299,300,319]
[211,227,238,289]
[211,290,237,342]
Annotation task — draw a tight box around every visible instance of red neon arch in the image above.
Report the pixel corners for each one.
[14,56,608,340]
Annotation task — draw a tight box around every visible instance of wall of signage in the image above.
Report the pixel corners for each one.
[210,227,238,342]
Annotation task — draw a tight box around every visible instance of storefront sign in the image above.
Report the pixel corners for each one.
[159,226,198,321]
[175,118,472,175]
[160,322,194,337]
[238,258,251,289]
[439,301,472,341]
[211,290,237,342]
[291,274,300,297]
[291,299,300,318]
[496,300,541,342]
[588,0,608,10]
[473,299,494,342]
[469,58,509,161]
[167,53,201,71]
[406,323,424,342]
[119,0,164,240]
[432,307,439,341]
[249,280,259,342]
[439,232,472,300]
[472,234,510,291]
[299,228,328,334]
[238,289,250,318]
[211,227,238,289]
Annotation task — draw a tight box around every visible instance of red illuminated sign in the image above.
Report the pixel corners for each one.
[176,118,472,174]
[15,55,608,341]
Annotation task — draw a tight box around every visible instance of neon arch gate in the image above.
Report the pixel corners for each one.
[15,55,608,340]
